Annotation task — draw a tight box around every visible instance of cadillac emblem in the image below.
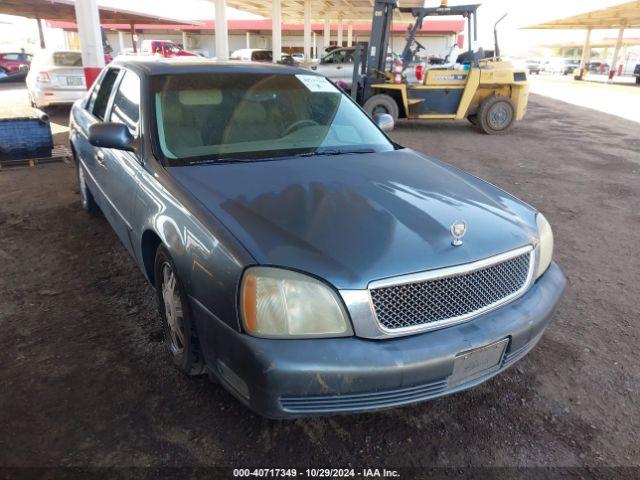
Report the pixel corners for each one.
[450,221,467,247]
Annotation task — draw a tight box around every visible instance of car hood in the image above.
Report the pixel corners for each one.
[169,149,537,289]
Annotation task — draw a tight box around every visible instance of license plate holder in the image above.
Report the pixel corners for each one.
[448,338,509,387]
[66,76,83,86]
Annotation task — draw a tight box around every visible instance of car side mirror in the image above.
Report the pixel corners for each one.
[374,113,394,133]
[89,122,134,151]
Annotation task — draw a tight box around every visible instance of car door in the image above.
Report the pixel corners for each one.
[95,69,143,254]
[71,67,124,235]
[341,48,358,86]
[312,49,345,82]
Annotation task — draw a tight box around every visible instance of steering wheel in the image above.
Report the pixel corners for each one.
[284,119,319,136]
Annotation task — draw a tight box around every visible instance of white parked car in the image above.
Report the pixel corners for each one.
[26,50,86,109]
[230,48,274,62]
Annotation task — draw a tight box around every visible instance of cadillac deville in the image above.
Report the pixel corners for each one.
[69,58,565,418]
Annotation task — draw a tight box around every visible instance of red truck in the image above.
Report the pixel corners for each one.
[140,40,199,58]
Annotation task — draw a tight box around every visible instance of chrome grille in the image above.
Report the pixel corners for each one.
[370,251,532,331]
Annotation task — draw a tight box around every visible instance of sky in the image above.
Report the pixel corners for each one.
[455,0,640,56]
[1,0,639,56]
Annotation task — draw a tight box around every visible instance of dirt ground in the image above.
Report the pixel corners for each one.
[0,81,639,470]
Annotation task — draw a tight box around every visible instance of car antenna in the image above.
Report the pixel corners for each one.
[494,13,508,59]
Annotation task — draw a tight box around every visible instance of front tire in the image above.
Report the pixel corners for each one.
[477,96,515,135]
[154,245,206,376]
[363,94,399,122]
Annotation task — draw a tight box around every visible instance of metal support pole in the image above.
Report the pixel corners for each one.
[272,0,282,63]
[323,18,331,51]
[304,0,312,60]
[337,19,343,47]
[609,27,625,81]
[215,0,229,60]
[36,18,46,49]
[347,23,353,47]
[246,31,251,49]
[182,31,188,49]
[313,32,317,59]
[467,14,472,52]
[351,43,361,99]
[73,0,105,89]
[578,28,591,80]
[472,12,477,50]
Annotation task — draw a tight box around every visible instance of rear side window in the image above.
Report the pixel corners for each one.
[53,52,82,67]
[251,51,272,62]
[110,71,140,135]
[88,68,119,120]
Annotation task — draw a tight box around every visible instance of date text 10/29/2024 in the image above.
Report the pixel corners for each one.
[233,468,400,478]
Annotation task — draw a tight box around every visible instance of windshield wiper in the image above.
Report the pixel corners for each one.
[187,157,253,166]
[187,148,376,165]
[296,148,376,158]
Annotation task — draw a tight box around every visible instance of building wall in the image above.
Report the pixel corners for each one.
[99,29,458,59]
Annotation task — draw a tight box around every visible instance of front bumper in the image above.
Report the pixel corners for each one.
[194,262,565,418]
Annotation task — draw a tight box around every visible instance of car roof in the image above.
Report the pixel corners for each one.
[109,57,315,77]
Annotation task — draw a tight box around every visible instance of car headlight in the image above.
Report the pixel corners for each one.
[240,267,353,338]
[535,213,554,279]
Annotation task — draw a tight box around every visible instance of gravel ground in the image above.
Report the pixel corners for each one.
[0,82,639,470]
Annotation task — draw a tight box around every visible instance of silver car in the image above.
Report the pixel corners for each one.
[309,47,361,86]
[26,50,86,109]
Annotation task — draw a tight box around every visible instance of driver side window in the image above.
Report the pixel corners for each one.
[109,71,140,136]
[323,50,345,64]
[87,68,120,120]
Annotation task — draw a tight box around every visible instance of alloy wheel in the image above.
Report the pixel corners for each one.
[487,102,513,131]
[161,263,186,356]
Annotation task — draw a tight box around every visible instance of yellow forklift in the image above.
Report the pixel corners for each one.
[352,0,529,134]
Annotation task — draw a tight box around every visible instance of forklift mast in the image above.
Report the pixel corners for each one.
[353,0,397,101]
[357,0,481,102]
[365,0,397,77]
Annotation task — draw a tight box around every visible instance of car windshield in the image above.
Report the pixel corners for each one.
[53,52,82,67]
[153,73,395,164]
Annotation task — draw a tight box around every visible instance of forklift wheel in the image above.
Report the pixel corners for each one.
[477,96,515,135]
[363,94,399,122]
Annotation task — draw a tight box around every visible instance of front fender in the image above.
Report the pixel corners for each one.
[134,160,254,332]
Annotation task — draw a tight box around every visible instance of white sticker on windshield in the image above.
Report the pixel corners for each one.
[296,74,338,93]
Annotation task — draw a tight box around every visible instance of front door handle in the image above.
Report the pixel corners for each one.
[95,150,105,165]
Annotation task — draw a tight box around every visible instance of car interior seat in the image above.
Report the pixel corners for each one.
[162,91,203,155]
[223,99,280,145]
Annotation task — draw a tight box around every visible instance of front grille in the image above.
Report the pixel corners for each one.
[280,378,448,413]
[370,251,531,331]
